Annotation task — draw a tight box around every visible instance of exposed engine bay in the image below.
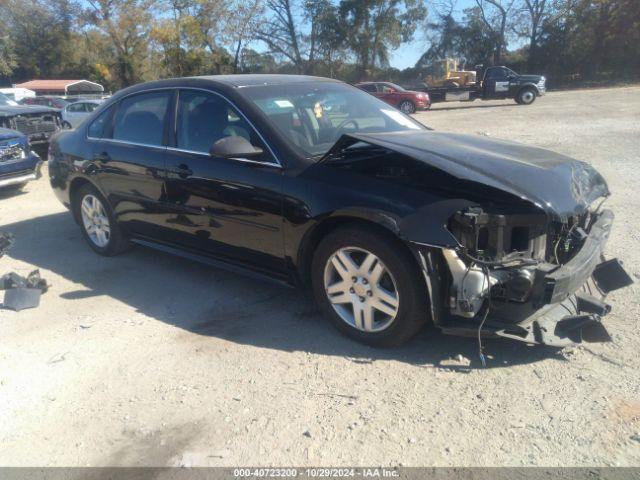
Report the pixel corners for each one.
[322,132,634,347]
[436,203,633,347]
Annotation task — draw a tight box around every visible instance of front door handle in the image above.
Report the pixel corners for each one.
[93,152,110,163]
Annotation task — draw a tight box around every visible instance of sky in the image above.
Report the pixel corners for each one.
[389,0,478,69]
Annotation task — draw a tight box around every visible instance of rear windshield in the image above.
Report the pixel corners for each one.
[242,82,425,158]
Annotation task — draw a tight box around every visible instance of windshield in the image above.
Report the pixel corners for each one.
[242,82,426,158]
[0,93,19,106]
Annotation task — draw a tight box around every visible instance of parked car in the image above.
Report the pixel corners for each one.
[355,82,430,113]
[48,75,632,348]
[20,96,70,109]
[0,127,42,191]
[0,92,61,156]
[0,87,36,103]
[61,100,103,129]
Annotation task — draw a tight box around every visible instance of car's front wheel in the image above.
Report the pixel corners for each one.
[516,88,537,105]
[311,226,428,347]
[74,184,129,255]
[398,100,416,114]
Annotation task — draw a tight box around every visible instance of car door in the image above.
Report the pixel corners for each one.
[483,67,511,99]
[65,102,86,127]
[88,89,173,239]
[163,88,286,275]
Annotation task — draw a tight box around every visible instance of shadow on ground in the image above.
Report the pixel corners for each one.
[429,102,520,112]
[1,211,566,370]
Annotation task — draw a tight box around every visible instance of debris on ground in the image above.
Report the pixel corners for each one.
[0,232,49,311]
[440,354,472,367]
[0,233,14,257]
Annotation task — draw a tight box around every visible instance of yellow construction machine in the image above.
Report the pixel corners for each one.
[423,58,477,88]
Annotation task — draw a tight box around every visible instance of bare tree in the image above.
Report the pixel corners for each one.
[474,0,516,64]
[255,0,305,73]
[514,0,574,69]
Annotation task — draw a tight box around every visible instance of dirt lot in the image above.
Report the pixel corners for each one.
[1,86,639,467]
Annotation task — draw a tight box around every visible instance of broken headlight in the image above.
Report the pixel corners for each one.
[448,206,548,262]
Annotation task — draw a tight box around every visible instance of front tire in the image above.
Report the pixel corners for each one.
[311,226,428,347]
[73,184,129,256]
[398,100,416,114]
[62,121,73,129]
[516,88,536,105]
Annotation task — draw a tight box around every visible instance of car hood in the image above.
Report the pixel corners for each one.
[0,105,58,115]
[324,130,608,221]
[0,127,24,141]
[518,74,543,82]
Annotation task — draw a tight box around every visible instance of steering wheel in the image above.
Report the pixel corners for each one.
[336,118,359,132]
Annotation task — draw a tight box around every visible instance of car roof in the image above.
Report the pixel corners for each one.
[154,74,343,89]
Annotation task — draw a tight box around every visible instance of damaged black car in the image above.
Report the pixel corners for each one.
[47,75,633,348]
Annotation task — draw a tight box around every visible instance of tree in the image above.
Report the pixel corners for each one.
[339,0,427,80]
[474,0,516,64]
[83,0,155,88]
[0,27,17,80]
[255,0,305,73]
[1,0,77,80]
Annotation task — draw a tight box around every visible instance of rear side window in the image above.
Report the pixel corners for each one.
[113,91,171,146]
[67,103,85,112]
[88,105,114,139]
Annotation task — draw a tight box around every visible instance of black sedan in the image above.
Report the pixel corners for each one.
[48,75,632,348]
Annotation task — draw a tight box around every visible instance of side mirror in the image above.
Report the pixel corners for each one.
[209,136,263,159]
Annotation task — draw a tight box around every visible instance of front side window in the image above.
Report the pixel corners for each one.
[113,91,171,146]
[486,67,509,80]
[359,84,376,93]
[88,105,114,139]
[176,90,273,162]
[244,82,425,158]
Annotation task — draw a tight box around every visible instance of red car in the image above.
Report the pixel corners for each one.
[355,82,430,114]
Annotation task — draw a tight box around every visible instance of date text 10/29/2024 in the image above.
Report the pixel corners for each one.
[233,468,400,478]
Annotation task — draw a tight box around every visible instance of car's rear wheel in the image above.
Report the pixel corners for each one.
[398,100,416,114]
[516,88,536,105]
[74,184,129,256]
[311,226,428,347]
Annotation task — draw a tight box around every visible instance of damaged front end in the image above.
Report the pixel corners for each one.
[321,130,634,347]
[418,205,633,347]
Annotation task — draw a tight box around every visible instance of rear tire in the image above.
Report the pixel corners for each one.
[73,183,129,256]
[311,226,428,347]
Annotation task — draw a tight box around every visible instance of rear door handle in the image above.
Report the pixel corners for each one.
[93,152,110,163]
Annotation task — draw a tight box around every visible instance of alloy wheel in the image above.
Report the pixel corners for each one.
[80,194,111,248]
[323,247,400,332]
[399,101,415,114]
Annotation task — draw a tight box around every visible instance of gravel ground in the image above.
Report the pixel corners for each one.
[1,86,639,467]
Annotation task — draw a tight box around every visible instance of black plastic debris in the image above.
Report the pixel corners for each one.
[1,232,49,311]
[0,232,14,257]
